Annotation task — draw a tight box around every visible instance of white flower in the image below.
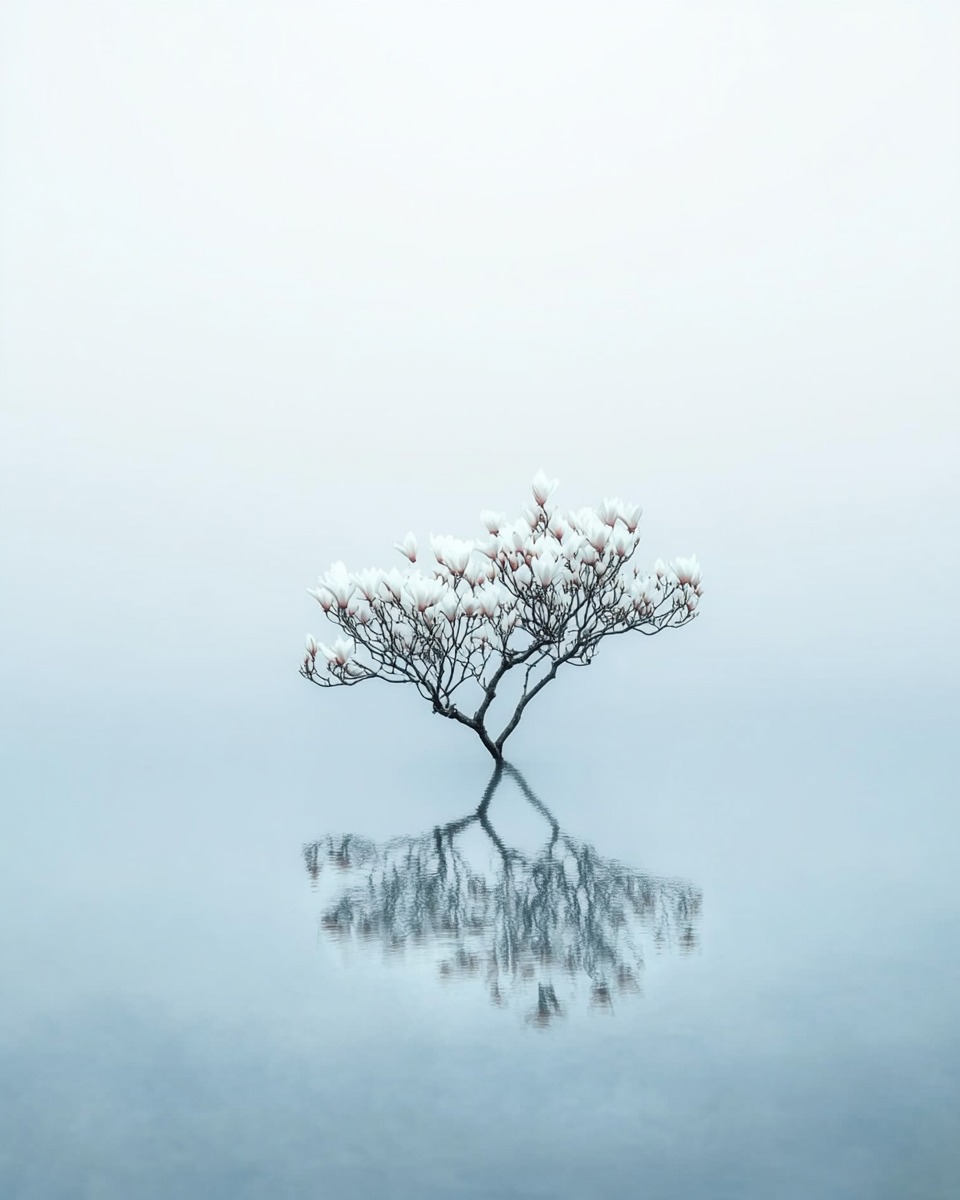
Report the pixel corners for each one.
[306,635,318,657]
[532,553,559,587]
[379,568,405,602]
[318,636,356,667]
[672,555,702,586]
[354,567,384,602]
[620,501,642,532]
[596,497,621,528]
[531,469,560,507]
[394,532,418,562]
[611,528,632,557]
[461,593,482,618]
[584,521,610,553]
[438,592,460,622]
[560,528,583,559]
[431,535,473,576]
[480,509,506,535]
[477,535,501,560]
[404,573,446,613]
[478,584,502,618]
[332,637,355,665]
[513,563,533,588]
[308,585,335,612]
[322,562,355,608]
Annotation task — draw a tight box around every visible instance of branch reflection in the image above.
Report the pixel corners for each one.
[303,763,700,1023]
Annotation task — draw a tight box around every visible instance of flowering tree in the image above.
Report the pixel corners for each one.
[302,471,702,760]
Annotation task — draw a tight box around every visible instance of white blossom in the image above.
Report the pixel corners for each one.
[439,592,460,623]
[354,568,384,602]
[672,555,702,586]
[532,553,559,587]
[584,521,610,553]
[322,562,355,609]
[596,497,622,528]
[308,585,335,612]
[431,535,473,576]
[405,573,446,613]
[531,469,560,507]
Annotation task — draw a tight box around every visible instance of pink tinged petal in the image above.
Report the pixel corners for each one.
[531,469,560,507]
[597,497,622,528]
[480,509,506,535]
[621,502,643,532]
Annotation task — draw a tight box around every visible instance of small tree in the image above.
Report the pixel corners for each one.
[301,471,702,760]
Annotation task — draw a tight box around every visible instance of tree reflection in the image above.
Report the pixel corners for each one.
[303,763,700,1022]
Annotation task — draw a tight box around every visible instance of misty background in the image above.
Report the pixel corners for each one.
[1,4,958,1198]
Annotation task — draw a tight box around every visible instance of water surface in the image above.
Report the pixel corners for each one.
[1,689,957,1199]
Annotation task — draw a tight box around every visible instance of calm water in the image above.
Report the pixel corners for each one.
[1,684,957,1199]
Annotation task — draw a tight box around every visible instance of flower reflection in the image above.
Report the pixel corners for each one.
[303,763,700,1022]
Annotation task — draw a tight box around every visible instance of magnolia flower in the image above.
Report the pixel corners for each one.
[611,528,632,557]
[394,532,418,563]
[379,568,405,602]
[354,567,383,602]
[306,634,319,657]
[532,553,559,587]
[480,509,506,535]
[323,562,355,609]
[672,555,702,586]
[405,574,446,613]
[438,592,460,623]
[478,584,502,618]
[461,594,482,618]
[597,497,622,528]
[332,637,355,665]
[513,563,533,588]
[620,501,642,533]
[463,559,484,587]
[477,535,501,560]
[308,585,336,612]
[584,522,610,553]
[431,535,473,576]
[318,636,356,667]
[531,469,559,507]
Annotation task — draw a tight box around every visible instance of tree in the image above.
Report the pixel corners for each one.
[301,470,702,760]
[304,762,701,1022]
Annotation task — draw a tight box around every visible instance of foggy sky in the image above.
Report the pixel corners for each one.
[1,2,957,728]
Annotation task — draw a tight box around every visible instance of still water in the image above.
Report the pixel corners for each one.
[1,686,957,1199]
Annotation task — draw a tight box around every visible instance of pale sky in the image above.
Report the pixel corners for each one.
[1,2,957,723]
